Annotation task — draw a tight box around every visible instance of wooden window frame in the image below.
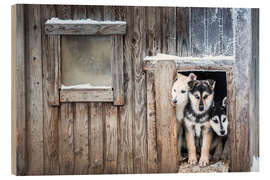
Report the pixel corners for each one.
[45,20,126,105]
[143,56,235,171]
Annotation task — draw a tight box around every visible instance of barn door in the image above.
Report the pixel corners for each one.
[147,60,178,173]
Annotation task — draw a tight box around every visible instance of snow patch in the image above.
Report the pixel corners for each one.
[46,17,126,25]
[250,156,259,172]
[61,83,112,90]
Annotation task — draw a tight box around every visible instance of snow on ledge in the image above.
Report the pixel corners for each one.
[144,53,235,61]
[61,83,112,90]
[46,17,126,25]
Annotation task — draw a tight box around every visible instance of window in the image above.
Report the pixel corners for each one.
[45,18,126,105]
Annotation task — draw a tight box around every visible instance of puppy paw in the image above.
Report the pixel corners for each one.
[188,156,198,165]
[199,156,209,167]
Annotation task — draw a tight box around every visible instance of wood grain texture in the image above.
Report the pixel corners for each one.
[59,103,74,174]
[117,6,134,174]
[161,7,176,54]
[133,6,148,173]
[154,61,178,173]
[60,89,113,102]
[41,5,60,175]
[206,8,222,56]
[74,103,89,174]
[56,5,72,19]
[45,23,126,35]
[233,8,252,172]
[104,103,118,173]
[176,7,190,56]
[111,7,125,105]
[25,4,44,175]
[146,71,158,173]
[222,8,234,56]
[89,103,104,174]
[11,4,27,175]
[145,7,161,56]
[190,8,206,56]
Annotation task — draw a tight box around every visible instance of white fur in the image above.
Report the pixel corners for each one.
[171,73,197,122]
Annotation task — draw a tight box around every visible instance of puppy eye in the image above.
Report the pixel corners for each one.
[195,95,200,99]
[222,118,227,122]
[213,119,219,123]
[203,95,208,99]
[181,90,186,93]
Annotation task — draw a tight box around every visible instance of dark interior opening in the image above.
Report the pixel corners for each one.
[180,71,227,103]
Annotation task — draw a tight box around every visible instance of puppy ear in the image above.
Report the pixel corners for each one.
[188,73,197,81]
[222,97,227,107]
[188,80,199,89]
[205,79,216,89]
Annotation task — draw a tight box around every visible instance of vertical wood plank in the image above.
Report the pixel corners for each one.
[191,8,206,56]
[222,8,234,56]
[206,8,222,56]
[104,103,118,173]
[161,7,176,54]
[145,7,161,56]
[89,103,104,174]
[176,7,190,56]
[133,6,148,173]
[74,103,89,174]
[25,4,44,175]
[56,5,72,19]
[233,8,252,171]
[154,61,178,173]
[41,5,60,175]
[117,6,134,174]
[11,4,27,175]
[59,103,74,174]
[146,71,158,173]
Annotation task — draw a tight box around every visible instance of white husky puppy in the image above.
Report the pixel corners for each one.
[171,72,197,160]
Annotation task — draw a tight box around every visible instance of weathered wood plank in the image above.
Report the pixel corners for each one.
[191,8,206,56]
[74,103,89,174]
[56,5,72,19]
[117,6,134,174]
[143,57,234,71]
[104,103,118,174]
[145,7,161,56]
[11,4,27,175]
[45,23,126,35]
[25,4,44,175]
[133,6,148,173]
[233,8,252,172]
[176,7,190,56]
[154,61,178,173]
[59,103,74,175]
[161,7,176,54]
[206,8,222,56]
[72,5,87,19]
[89,103,104,174]
[111,7,125,105]
[60,89,113,102]
[146,71,158,173]
[41,5,60,175]
[222,8,234,56]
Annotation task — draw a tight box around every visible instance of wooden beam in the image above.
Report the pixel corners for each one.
[154,60,178,173]
[144,57,234,71]
[45,22,126,35]
[60,89,113,102]
[11,4,27,175]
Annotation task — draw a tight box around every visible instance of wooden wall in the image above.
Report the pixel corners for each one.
[12,4,259,175]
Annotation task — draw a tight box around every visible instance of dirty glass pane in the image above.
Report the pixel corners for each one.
[61,35,112,87]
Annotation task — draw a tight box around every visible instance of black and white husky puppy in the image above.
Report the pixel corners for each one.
[183,79,215,167]
[210,97,229,160]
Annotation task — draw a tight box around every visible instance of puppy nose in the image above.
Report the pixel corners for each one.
[172,99,177,104]
[220,130,225,135]
[199,105,204,111]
